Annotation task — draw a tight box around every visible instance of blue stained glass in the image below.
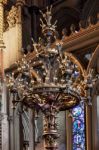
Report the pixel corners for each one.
[73,144,83,150]
[72,71,80,78]
[72,106,82,117]
[73,119,84,132]
[72,103,85,150]
[73,134,82,144]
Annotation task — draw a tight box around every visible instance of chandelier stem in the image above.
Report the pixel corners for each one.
[43,104,59,150]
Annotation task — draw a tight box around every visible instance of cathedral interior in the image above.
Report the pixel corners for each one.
[0,0,99,150]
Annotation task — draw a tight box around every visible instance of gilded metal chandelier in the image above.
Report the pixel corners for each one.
[6,6,97,150]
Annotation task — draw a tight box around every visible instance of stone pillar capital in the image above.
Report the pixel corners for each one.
[0,40,5,49]
[0,0,7,5]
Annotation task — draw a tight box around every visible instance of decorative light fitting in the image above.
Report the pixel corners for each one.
[6,6,98,150]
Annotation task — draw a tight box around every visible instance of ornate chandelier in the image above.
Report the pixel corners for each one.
[6,6,97,150]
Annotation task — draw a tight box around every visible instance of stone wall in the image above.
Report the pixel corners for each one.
[3,24,21,69]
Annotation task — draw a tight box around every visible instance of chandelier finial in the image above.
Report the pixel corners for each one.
[40,6,57,37]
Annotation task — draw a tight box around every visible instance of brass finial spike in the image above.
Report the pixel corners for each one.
[40,18,43,25]
[40,18,46,31]
[62,28,68,41]
[38,37,41,41]
[31,38,34,43]
[47,6,48,12]
[70,24,75,34]
[54,20,57,25]
[79,21,81,27]
[39,5,57,36]
[31,38,38,54]
[50,5,52,12]
[62,28,68,36]
[79,21,83,31]
[87,16,92,27]
[39,10,44,17]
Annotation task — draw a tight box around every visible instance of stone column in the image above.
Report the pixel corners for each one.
[85,105,92,150]
[8,96,24,150]
[2,84,9,150]
[8,93,15,150]
[66,111,72,150]
[16,0,25,58]
[92,95,98,150]
[29,109,35,150]
[14,103,24,150]
[0,0,6,81]
[0,1,9,150]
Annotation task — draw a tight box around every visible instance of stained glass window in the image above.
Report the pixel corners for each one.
[72,103,85,150]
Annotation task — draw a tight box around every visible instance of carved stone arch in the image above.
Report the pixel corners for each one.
[87,44,99,73]
[63,52,87,150]
[87,44,99,150]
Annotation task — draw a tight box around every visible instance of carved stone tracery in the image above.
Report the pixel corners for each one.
[4,0,25,31]
[6,6,19,29]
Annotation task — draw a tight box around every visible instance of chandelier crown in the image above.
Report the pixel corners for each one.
[40,6,57,37]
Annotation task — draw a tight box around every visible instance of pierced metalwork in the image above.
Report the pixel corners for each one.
[6,6,98,150]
